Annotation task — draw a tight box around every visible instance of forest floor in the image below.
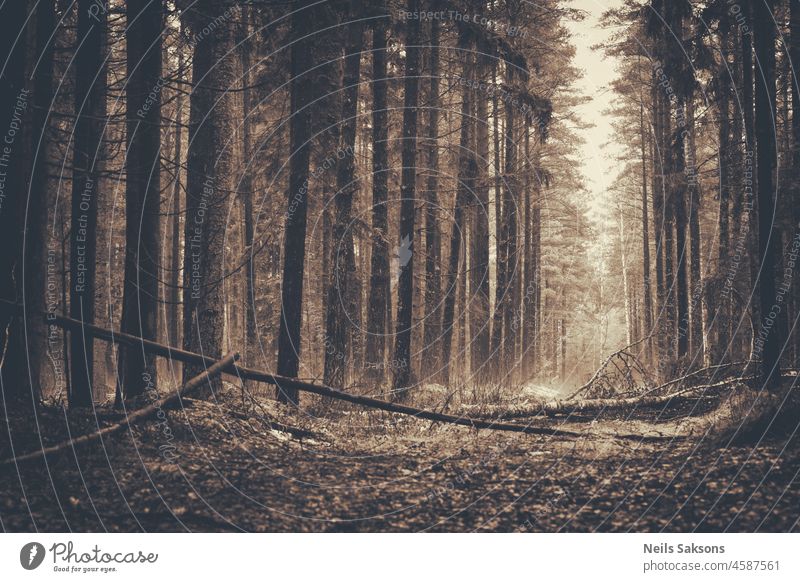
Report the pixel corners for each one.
[1,383,799,532]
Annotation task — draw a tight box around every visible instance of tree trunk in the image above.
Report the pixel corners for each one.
[275,0,317,404]
[0,0,53,402]
[791,0,800,366]
[619,208,632,346]
[753,0,781,389]
[440,79,473,386]
[237,5,257,374]
[391,0,421,396]
[24,0,54,400]
[639,99,654,363]
[502,64,517,373]
[423,16,442,374]
[0,2,28,385]
[716,33,731,363]
[69,0,106,406]
[674,99,689,359]
[521,119,533,378]
[365,16,390,381]
[686,95,703,361]
[324,9,363,389]
[118,0,163,400]
[490,66,504,378]
[470,50,491,383]
[182,0,235,396]
[169,42,184,355]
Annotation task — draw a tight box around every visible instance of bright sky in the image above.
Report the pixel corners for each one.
[565,0,626,211]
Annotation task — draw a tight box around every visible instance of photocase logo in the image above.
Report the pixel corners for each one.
[394,234,413,268]
[20,542,46,570]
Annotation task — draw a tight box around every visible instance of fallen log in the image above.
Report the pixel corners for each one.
[0,302,677,441]
[1,353,239,468]
[463,377,750,421]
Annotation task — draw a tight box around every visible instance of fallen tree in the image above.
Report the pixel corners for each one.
[0,301,677,442]
[461,377,747,421]
[1,353,239,468]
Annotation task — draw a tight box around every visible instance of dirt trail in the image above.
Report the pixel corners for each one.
[1,395,798,532]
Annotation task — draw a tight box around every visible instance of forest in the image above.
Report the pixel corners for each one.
[0,0,798,532]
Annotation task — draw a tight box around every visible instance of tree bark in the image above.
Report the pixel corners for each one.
[639,99,654,363]
[324,9,363,389]
[69,0,106,406]
[441,29,476,386]
[790,0,800,365]
[391,0,421,396]
[470,49,491,383]
[490,66,504,378]
[118,0,163,400]
[237,5,257,374]
[686,95,703,361]
[365,15,391,380]
[169,41,184,354]
[423,16,442,374]
[275,0,317,404]
[753,0,781,389]
[502,63,517,372]
[182,0,235,396]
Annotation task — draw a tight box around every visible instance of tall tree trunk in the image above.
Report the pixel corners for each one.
[716,33,731,364]
[0,0,53,402]
[182,0,235,395]
[23,0,54,400]
[69,0,106,406]
[686,95,703,361]
[639,99,654,362]
[169,43,184,354]
[391,0,421,397]
[791,0,800,365]
[753,0,781,389]
[674,99,689,359]
[531,146,542,376]
[651,75,667,378]
[440,32,473,386]
[118,0,163,400]
[237,5,257,373]
[619,208,632,346]
[0,2,28,384]
[521,119,533,378]
[324,9,363,389]
[275,0,316,403]
[502,64,517,373]
[490,66,504,377]
[470,49,491,383]
[423,16,442,374]
[741,1,760,360]
[365,15,390,381]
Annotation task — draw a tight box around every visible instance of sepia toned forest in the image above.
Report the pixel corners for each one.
[0,0,799,533]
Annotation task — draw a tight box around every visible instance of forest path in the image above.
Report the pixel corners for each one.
[1,394,798,532]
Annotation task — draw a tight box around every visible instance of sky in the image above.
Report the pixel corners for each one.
[564,0,626,211]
